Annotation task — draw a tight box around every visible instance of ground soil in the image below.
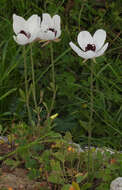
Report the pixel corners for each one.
[0,143,49,190]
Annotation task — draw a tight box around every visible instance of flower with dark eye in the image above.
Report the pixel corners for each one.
[69,29,108,59]
[39,13,61,41]
[13,14,41,45]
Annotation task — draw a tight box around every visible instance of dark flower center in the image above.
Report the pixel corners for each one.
[20,30,31,39]
[85,44,96,52]
[48,28,57,37]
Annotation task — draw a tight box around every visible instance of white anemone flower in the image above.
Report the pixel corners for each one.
[69,29,109,59]
[13,14,41,45]
[39,13,61,41]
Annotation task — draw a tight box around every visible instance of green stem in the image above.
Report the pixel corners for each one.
[47,43,56,119]
[88,59,94,178]
[30,44,40,126]
[23,46,33,126]
[0,136,58,162]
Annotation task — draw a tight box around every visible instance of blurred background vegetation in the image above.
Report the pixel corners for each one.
[0,0,122,149]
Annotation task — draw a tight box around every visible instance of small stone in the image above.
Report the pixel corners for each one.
[110,177,122,190]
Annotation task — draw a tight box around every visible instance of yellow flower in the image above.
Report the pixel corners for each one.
[82,103,87,108]
[68,146,75,153]
[50,113,58,120]
[39,167,42,172]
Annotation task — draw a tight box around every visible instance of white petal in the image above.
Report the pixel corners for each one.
[69,42,84,56]
[39,24,48,39]
[40,24,48,32]
[27,15,41,35]
[53,15,61,31]
[83,51,96,59]
[39,33,47,40]
[77,31,93,51]
[27,14,40,23]
[40,14,61,40]
[56,30,61,38]
[13,14,27,35]
[69,42,95,59]
[13,34,29,45]
[40,31,55,40]
[41,13,53,27]
[95,42,109,57]
[39,24,61,40]
[93,29,106,51]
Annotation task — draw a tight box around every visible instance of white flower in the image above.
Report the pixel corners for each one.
[39,13,61,41]
[110,177,122,190]
[13,14,41,45]
[69,29,109,59]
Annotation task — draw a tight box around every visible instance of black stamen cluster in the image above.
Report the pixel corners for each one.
[85,44,96,52]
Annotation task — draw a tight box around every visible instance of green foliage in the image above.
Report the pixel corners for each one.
[48,160,64,184]
[61,184,71,190]
[0,0,122,189]
[3,158,20,170]
[0,125,122,189]
[0,0,122,149]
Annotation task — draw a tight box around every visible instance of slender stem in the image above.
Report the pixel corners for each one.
[30,44,40,126]
[23,46,33,126]
[47,43,56,119]
[88,59,94,178]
